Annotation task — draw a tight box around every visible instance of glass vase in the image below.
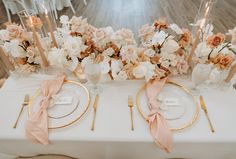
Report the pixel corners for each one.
[32,0,57,38]
[191,0,218,39]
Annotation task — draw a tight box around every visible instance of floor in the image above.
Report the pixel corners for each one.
[1,0,236,32]
[0,0,236,78]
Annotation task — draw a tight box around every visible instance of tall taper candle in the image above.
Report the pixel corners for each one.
[30,17,48,67]
[0,46,15,71]
[45,14,58,48]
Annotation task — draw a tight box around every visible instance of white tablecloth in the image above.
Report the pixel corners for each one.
[6,0,72,14]
[0,74,236,159]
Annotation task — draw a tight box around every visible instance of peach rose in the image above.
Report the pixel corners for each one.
[26,16,43,29]
[212,54,234,69]
[153,18,168,31]
[70,16,88,33]
[207,33,225,48]
[138,24,155,43]
[6,24,24,39]
[218,54,233,69]
[83,25,97,40]
[94,29,106,41]
[178,28,191,47]
[176,60,189,74]
[116,28,136,45]
[120,45,138,63]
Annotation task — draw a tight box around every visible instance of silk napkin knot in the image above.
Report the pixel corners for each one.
[146,78,173,153]
[25,75,66,145]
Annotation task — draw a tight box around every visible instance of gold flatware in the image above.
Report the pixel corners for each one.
[128,95,134,131]
[91,94,99,131]
[200,95,215,133]
[13,94,29,128]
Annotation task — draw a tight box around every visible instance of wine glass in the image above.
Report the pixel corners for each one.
[191,63,212,95]
[84,62,102,94]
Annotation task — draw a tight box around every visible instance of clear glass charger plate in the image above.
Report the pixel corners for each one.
[136,81,199,132]
[28,80,91,130]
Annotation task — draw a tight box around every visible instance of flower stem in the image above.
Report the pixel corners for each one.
[208,49,214,60]
[218,42,231,53]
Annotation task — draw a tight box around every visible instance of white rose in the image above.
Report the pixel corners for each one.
[133,62,155,81]
[152,31,168,45]
[162,39,179,53]
[92,27,114,48]
[0,29,9,41]
[120,45,138,63]
[48,48,68,68]
[99,59,110,74]
[195,42,212,57]
[160,53,177,67]
[81,56,93,68]
[169,24,183,34]
[133,65,146,78]
[144,49,155,57]
[115,28,136,46]
[64,36,86,57]
[3,39,25,58]
[102,48,115,57]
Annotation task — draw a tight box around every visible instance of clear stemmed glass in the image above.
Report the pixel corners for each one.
[84,62,102,94]
[190,63,212,95]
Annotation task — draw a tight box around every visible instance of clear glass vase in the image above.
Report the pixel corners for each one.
[191,0,218,39]
[17,9,45,37]
[33,0,57,38]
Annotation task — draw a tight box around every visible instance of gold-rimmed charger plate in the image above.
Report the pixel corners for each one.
[28,79,90,130]
[136,80,199,131]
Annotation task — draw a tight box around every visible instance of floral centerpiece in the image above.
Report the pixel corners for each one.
[192,24,236,85]
[0,15,235,83]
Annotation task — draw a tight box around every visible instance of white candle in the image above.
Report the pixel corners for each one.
[45,13,58,48]
[29,16,48,67]
[0,46,15,71]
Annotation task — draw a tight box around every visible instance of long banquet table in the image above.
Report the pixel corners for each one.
[0,74,236,159]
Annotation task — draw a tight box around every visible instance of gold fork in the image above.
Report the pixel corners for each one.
[13,94,29,128]
[128,95,134,131]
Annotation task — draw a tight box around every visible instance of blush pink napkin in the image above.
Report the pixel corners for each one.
[25,75,66,145]
[146,78,173,153]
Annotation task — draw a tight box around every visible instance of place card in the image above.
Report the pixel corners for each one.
[52,95,74,105]
[163,98,180,106]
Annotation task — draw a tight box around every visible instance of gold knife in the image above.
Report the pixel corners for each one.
[199,95,215,133]
[13,94,29,128]
[91,94,99,131]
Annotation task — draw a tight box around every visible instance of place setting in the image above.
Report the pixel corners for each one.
[0,0,236,158]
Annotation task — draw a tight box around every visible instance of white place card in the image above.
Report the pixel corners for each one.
[52,96,74,105]
[163,98,180,106]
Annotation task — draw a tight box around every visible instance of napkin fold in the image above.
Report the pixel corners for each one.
[25,75,66,145]
[146,78,173,153]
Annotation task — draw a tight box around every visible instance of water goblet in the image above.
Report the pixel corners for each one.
[84,62,102,94]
